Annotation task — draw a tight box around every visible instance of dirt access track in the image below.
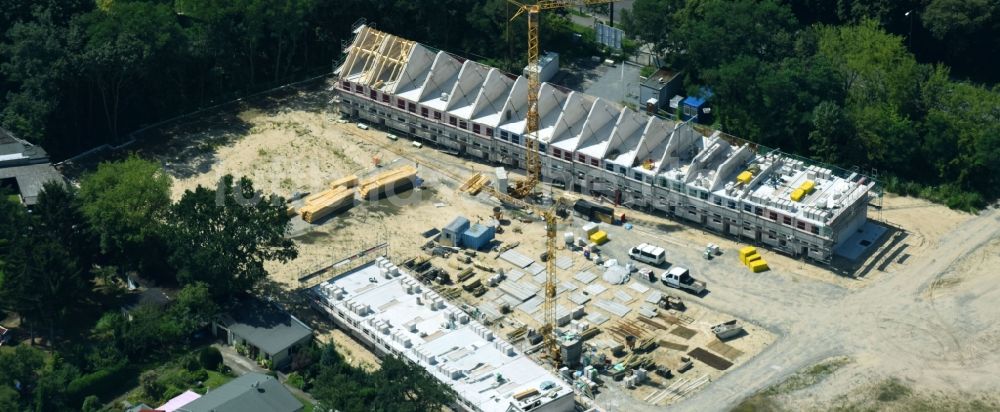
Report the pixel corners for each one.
[63,81,1000,411]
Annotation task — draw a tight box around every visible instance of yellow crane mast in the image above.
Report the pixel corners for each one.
[506,0,620,199]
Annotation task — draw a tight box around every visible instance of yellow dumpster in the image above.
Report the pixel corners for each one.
[790,188,805,202]
[799,179,815,194]
[737,171,753,184]
[738,246,757,264]
[749,259,770,273]
[589,230,609,245]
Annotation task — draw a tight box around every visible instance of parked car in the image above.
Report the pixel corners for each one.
[661,267,706,295]
[412,141,423,148]
[629,243,667,265]
[387,133,398,140]
[356,122,369,130]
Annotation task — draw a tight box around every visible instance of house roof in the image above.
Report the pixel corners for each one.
[220,299,312,355]
[157,390,201,412]
[176,373,302,412]
[0,163,65,206]
[0,127,49,165]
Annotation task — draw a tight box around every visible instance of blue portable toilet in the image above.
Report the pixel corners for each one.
[461,223,495,250]
[681,88,713,124]
[442,216,470,247]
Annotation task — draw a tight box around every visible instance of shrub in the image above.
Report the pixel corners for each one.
[182,354,201,372]
[199,347,223,371]
[161,386,183,403]
[286,372,305,389]
[81,395,101,412]
[66,366,123,405]
[140,370,163,401]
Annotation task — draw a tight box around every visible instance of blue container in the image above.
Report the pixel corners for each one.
[461,223,495,250]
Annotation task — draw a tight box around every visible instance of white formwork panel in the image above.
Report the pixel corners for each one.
[584,283,607,296]
[499,250,534,268]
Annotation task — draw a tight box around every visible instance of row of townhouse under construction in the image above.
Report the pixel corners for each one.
[334,24,876,263]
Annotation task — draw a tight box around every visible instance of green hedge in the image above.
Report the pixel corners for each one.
[66,365,124,405]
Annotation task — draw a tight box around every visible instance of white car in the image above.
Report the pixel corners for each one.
[386,133,398,140]
[412,141,423,148]
[356,123,370,130]
[629,243,666,265]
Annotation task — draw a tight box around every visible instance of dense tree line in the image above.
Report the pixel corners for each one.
[623,0,999,210]
[0,0,590,160]
[0,157,296,410]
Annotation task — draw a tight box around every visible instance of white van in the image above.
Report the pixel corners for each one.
[628,243,666,265]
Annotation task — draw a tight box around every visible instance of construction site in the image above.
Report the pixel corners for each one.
[81,7,1000,412]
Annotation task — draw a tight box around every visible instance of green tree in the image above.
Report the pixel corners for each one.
[167,175,297,300]
[0,9,72,143]
[75,1,184,141]
[371,357,453,412]
[808,101,855,165]
[171,282,219,332]
[619,0,685,58]
[670,0,799,80]
[33,181,98,280]
[0,345,47,403]
[2,227,86,343]
[78,155,172,276]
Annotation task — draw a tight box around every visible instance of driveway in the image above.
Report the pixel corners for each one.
[215,343,267,375]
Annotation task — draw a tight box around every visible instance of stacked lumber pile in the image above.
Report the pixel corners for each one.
[358,165,416,200]
[299,175,359,223]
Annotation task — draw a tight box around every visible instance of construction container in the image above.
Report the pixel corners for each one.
[588,230,608,245]
[749,259,769,273]
[582,222,599,236]
[328,174,358,189]
[299,186,355,223]
[461,223,495,250]
[800,179,815,194]
[442,216,470,247]
[573,199,614,222]
[358,165,416,200]
[790,188,805,202]
[745,253,762,266]
[736,171,753,184]
[738,246,757,264]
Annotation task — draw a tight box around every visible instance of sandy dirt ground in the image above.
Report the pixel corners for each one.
[98,84,1000,411]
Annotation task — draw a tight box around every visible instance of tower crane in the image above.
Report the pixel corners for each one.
[506,0,620,199]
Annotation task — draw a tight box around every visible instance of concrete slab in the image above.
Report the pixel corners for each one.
[569,292,591,305]
[584,284,607,296]
[629,282,650,294]
[585,312,610,326]
[594,299,631,317]
[498,281,539,302]
[506,269,525,281]
[574,271,598,284]
[644,291,663,304]
[834,221,888,261]
[555,256,574,270]
[526,263,546,276]
[499,250,534,268]
[613,290,635,304]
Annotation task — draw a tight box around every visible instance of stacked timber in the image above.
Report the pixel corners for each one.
[358,165,417,200]
[328,174,358,190]
[299,185,355,223]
